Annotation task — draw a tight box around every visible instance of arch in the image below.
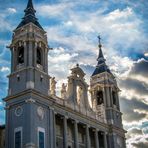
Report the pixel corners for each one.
[17,46,24,64]
[96,91,103,105]
[37,47,42,65]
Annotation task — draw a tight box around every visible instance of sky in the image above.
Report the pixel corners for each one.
[0,0,148,147]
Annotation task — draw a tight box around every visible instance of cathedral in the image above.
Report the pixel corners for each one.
[3,0,126,148]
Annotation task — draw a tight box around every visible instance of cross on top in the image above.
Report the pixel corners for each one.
[98,35,102,48]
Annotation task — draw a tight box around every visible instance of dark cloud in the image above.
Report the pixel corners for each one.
[129,59,148,78]
[119,59,148,98]
[119,77,148,96]
[126,128,142,139]
[120,97,148,123]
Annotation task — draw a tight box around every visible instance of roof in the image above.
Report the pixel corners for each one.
[92,63,111,76]
[16,0,44,30]
[92,38,112,76]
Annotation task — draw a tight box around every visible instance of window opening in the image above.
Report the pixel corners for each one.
[96,91,103,105]
[17,46,24,64]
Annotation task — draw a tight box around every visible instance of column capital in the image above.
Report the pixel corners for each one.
[74,119,79,124]
[64,115,68,119]
[85,124,90,128]
[23,41,27,46]
[25,98,36,103]
[48,106,54,110]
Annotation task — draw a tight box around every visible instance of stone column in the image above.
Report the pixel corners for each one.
[34,41,37,67]
[5,106,10,148]
[74,120,79,148]
[86,125,90,148]
[104,132,108,148]
[63,116,68,148]
[95,129,99,148]
[53,111,56,148]
[23,41,27,67]
[28,40,33,66]
[45,47,48,73]
[11,47,14,72]
[49,109,56,148]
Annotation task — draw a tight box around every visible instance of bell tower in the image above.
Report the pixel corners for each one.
[90,36,126,148]
[8,0,49,96]
[4,0,51,148]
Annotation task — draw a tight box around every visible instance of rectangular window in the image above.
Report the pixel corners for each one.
[14,127,22,148]
[38,127,45,148]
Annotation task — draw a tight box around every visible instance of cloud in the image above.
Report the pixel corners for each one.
[7,8,16,14]
[126,127,143,139]
[127,135,148,148]
[48,47,79,80]
[0,66,10,72]
[37,2,74,18]
[144,53,148,57]
[129,59,148,79]
[121,97,148,124]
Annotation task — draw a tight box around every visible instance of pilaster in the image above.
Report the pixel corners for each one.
[63,116,68,148]
[74,120,79,148]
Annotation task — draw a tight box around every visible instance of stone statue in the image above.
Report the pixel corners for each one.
[50,77,56,95]
[61,83,67,99]
[77,86,83,105]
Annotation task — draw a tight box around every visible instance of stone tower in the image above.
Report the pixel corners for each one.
[90,36,126,148]
[4,0,51,147]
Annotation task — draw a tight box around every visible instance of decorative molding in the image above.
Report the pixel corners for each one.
[25,98,36,103]
[37,106,45,120]
[15,106,23,117]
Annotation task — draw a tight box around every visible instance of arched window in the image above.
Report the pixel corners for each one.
[37,48,42,65]
[96,91,103,105]
[17,46,24,64]
[112,91,116,105]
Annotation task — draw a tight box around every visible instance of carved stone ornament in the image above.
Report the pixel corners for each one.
[37,106,44,120]
[15,106,23,116]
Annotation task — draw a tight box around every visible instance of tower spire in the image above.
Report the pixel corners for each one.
[97,35,104,61]
[26,0,34,9]
[16,0,43,30]
[92,35,112,76]
[24,0,36,17]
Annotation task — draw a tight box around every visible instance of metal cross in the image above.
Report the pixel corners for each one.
[98,35,101,45]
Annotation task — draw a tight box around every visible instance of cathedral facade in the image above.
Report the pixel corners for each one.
[4,0,126,148]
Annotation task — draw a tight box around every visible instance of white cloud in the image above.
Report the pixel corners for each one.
[37,3,74,17]
[105,7,133,21]
[7,8,16,14]
[48,47,79,80]
[0,67,10,72]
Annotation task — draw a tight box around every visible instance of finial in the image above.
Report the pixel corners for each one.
[98,35,102,49]
[76,63,79,67]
